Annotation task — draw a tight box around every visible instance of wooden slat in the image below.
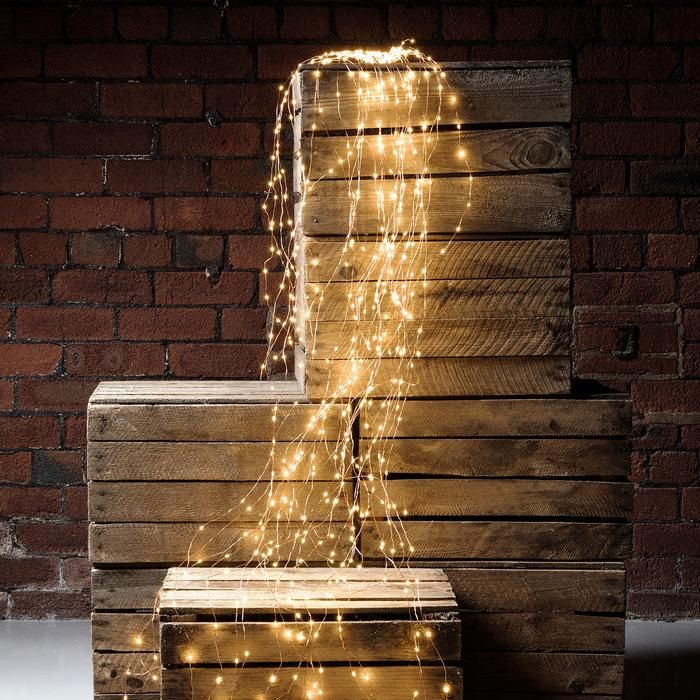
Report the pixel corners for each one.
[460,612,623,652]
[93,652,160,694]
[302,173,571,235]
[89,482,353,523]
[361,479,632,519]
[309,317,570,358]
[304,239,571,283]
[306,278,570,321]
[92,569,166,611]
[364,398,631,437]
[161,619,460,664]
[88,403,342,442]
[92,612,158,652]
[363,522,631,561]
[94,695,160,700]
[299,64,572,130]
[462,652,622,695]
[304,356,571,398]
[359,438,630,478]
[301,126,570,179]
[466,695,621,700]
[88,442,342,481]
[162,666,463,700]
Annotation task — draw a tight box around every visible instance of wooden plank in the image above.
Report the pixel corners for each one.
[361,480,632,519]
[359,438,630,478]
[162,666,463,700]
[364,398,631,437]
[92,568,166,611]
[304,356,571,399]
[94,695,159,700]
[302,173,571,235]
[92,612,158,652]
[305,278,570,321]
[309,318,570,358]
[363,522,631,561]
[304,239,571,283]
[89,482,353,523]
[465,695,621,700]
[88,442,342,481]
[93,652,160,694]
[88,402,343,442]
[299,65,572,130]
[300,126,570,178]
[462,652,622,695]
[460,612,624,652]
[161,619,460,665]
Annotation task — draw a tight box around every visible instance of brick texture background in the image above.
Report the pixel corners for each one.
[0,0,698,620]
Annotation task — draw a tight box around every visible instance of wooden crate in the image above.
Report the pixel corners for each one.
[359,396,632,698]
[159,567,462,700]
[294,61,572,399]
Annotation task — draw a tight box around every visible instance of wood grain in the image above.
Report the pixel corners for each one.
[93,652,160,694]
[92,568,166,611]
[92,612,158,652]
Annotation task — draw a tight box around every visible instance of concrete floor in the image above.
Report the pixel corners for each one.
[0,619,698,699]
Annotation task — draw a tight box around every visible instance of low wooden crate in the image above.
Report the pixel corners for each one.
[159,567,462,700]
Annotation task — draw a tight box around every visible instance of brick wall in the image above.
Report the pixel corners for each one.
[0,0,698,620]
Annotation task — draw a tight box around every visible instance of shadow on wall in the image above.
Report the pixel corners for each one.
[625,620,700,699]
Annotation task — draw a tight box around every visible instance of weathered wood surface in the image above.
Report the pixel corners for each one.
[92,612,158,652]
[304,239,570,283]
[92,568,166,611]
[304,356,570,399]
[164,567,448,582]
[299,63,572,131]
[362,479,632,519]
[363,522,631,561]
[301,126,570,178]
[302,173,570,235]
[93,652,160,694]
[161,619,461,664]
[359,438,630,478]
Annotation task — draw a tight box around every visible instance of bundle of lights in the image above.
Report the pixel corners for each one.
[124,42,470,700]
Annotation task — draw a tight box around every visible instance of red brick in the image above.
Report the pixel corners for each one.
[226,4,277,40]
[576,197,676,232]
[119,5,168,40]
[687,124,700,157]
[0,416,60,449]
[120,307,216,341]
[210,159,269,194]
[171,6,221,39]
[63,417,87,449]
[685,344,700,378]
[0,196,46,229]
[628,591,700,619]
[46,43,146,78]
[54,123,152,156]
[682,198,700,231]
[0,158,102,194]
[632,161,700,196]
[0,380,11,410]
[0,557,59,588]
[281,5,329,40]
[154,197,256,231]
[19,379,96,412]
[257,44,332,81]
[11,590,91,619]
[335,6,386,41]
[160,122,260,157]
[70,231,120,267]
[0,7,9,37]
[681,559,700,591]
[16,307,113,341]
[0,122,50,155]
[0,269,49,303]
[107,159,205,194]
[15,6,62,40]
[50,196,151,230]
[53,269,151,305]
[572,84,628,118]
[636,523,700,557]
[65,342,164,377]
[634,488,678,521]
[0,232,14,264]
[221,308,267,341]
[0,45,41,78]
[577,323,678,356]
[655,6,700,42]
[682,488,700,521]
[168,342,266,378]
[680,273,700,305]
[227,234,270,269]
[0,344,61,377]
[175,235,224,268]
[0,453,32,483]
[650,452,698,485]
[65,6,114,38]
[63,557,90,589]
[155,271,255,305]
[579,46,678,80]
[577,354,677,378]
[0,82,95,118]
[545,6,597,42]
[632,84,700,118]
[633,379,700,414]
[101,83,202,118]
[591,234,642,270]
[627,557,676,591]
[123,234,171,268]
[574,272,675,306]
[580,123,680,157]
[0,307,9,338]
[206,84,278,120]
[152,45,253,80]
[495,6,545,40]
[64,485,87,519]
[32,449,84,486]
[0,486,61,517]
[388,4,438,39]
[601,6,651,41]
[648,234,698,269]
[572,160,625,195]
[686,310,700,342]
[569,235,589,271]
